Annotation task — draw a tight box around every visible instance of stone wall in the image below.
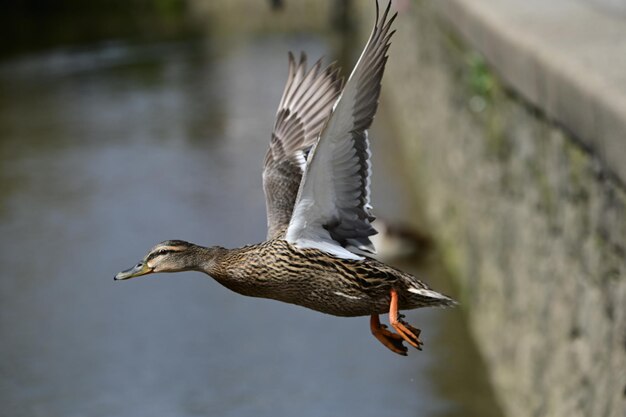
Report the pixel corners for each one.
[352,1,626,416]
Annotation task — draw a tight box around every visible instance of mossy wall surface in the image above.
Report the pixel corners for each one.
[353,1,626,416]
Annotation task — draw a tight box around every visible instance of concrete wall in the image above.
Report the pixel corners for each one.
[351,1,626,416]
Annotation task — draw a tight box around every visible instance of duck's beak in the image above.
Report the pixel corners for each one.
[114,262,153,281]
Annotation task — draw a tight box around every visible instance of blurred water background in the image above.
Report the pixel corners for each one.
[0,1,502,416]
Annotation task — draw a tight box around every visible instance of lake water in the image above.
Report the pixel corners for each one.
[0,26,502,417]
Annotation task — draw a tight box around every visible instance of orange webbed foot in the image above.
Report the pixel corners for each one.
[391,314,423,351]
[370,314,408,356]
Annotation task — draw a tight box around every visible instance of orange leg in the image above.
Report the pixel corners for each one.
[389,288,423,351]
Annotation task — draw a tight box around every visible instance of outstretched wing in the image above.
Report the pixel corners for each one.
[263,52,343,239]
[285,1,396,259]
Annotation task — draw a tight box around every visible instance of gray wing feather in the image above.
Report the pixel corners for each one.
[285,1,396,257]
[263,53,344,239]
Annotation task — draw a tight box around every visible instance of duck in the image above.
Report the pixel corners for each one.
[115,0,455,356]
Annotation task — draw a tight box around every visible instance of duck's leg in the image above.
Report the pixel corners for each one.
[389,288,423,350]
[370,314,408,356]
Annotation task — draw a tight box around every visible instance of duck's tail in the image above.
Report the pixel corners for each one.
[399,273,457,308]
[406,285,457,307]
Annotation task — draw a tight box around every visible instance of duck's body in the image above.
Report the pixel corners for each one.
[198,239,450,317]
[116,1,455,356]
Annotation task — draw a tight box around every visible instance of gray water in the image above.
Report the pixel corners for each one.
[0,32,501,417]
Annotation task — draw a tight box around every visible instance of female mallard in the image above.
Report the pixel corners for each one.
[115,1,455,356]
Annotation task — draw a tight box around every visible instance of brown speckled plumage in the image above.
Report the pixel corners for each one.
[205,239,452,317]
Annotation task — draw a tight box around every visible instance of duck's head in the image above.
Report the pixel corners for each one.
[114,240,201,281]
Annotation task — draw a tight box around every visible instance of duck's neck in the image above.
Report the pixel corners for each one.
[194,243,266,295]
[194,245,229,277]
